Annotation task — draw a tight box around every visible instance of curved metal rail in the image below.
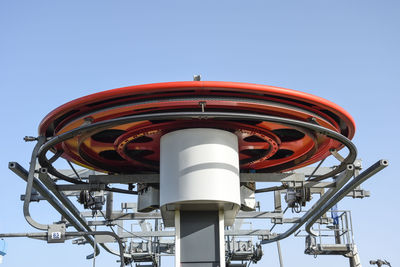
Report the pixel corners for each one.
[23,136,48,230]
[37,111,357,183]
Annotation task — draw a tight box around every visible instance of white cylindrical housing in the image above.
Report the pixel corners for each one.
[160,128,241,207]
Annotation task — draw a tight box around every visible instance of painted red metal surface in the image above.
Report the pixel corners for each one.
[38,81,355,174]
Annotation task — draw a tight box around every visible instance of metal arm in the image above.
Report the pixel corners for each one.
[10,162,127,259]
[9,162,101,259]
[0,231,125,267]
[305,159,389,236]
[261,164,355,244]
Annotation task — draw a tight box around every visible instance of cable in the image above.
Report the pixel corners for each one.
[67,160,82,181]
[93,213,97,267]
[306,158,325,181]
[113,219,172,246]
[114,222,152,243]
[269,207,289,232]
[99,210,119,237]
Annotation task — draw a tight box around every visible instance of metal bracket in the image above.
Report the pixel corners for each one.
[316,217,331,224]
[47,224,66,243]
[20,188,41,202]
[348,189,370,199]
[271,217,283,224]
[330,149,345,162]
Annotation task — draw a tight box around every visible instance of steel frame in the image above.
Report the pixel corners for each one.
[1,111,389,267]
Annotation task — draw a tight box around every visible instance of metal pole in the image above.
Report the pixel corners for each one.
[276,241,284,267]
[93,215,97,267]
[23,136,48,230]
[0,231,125,267]
[106,192,114,220]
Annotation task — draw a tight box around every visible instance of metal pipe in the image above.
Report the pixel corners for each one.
[9,162,100,258]
[0,231,125,267]
[255,185,286,193]
[0,232,47,238]
[23,136,48,230]
[305,159,388,236]
[12,162,123,259]
[37,111,357,184]
[276,240,284,267]
[261,164,354,244]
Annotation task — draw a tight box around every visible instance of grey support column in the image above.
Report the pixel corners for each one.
[177,211,221,267]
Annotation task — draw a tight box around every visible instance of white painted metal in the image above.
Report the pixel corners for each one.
[219,209,226,267]
[174,210,180,267]
[240,185,256,211]
[160,128,241,207]
[349,245,362,267]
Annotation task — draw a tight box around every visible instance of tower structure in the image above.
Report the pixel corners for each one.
[2,80,388,267]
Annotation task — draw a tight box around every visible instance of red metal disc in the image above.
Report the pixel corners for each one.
[38,81,355,174]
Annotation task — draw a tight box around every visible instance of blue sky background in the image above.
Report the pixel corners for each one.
[0,1,399,266]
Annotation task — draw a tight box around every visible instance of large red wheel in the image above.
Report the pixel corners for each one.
[39,81,355,174]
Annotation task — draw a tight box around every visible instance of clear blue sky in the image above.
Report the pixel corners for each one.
[0,1,399,266]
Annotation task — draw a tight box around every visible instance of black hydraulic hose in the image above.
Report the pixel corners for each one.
[37,111,357,184]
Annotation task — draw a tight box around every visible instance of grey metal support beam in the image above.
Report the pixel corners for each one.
[116,229,273,238]
[87,172,306,184]
[56,184,107,191]
[106,192,114,220]
[81,210,283,221]
[89,174,160,184]
[274,190,282,212]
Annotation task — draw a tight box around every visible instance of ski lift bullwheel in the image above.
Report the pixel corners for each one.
[38,81,355,174]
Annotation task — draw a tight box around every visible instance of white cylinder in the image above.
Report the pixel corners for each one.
[160,128,241,207]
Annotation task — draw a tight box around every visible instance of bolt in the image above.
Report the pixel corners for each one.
[199,101,206,112]
[193,75,201,81]
[23,136,38,142]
